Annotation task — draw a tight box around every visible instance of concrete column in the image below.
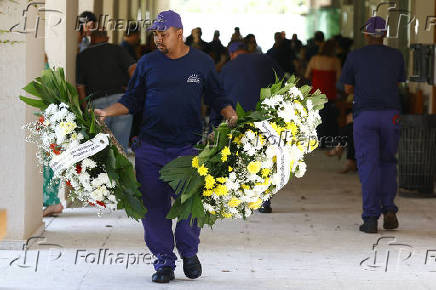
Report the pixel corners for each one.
[79,0,94,14]
[131,0,140,20]
[0,0,45,249]
[94,0,103,18]
[352,0,367,49]
[102,0,118,44]
[140,0,148,45]
[117,0,131,45]
[45,0,78,85]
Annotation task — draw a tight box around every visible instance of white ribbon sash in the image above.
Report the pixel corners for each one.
[49,133,110,175]
[254,121,291,193]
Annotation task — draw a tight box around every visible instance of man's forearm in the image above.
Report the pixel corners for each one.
[104,102,130,117]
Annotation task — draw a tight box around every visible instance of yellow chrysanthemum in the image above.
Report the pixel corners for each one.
[228,197,241,207]
[222,212,232,219]
[227,133,232,139]
[261,168,271,178]
[204,174,215,189]
[216,177,227,183]
[285,122,298,136]
[241,184,250,190]
[247,161,262,174]
[309,139,318,151]
[202,189,213,196]
[197,164,208,176]
[214,184,228,196]
[192,156,199,168]
[272,156,277,163]
[59,121,77,135]
[221,155,228,162]
[258,133,265,145]
[270,122,284,136]
[221,146,231,156]
[290,160,295,171]
[233,135,242,144]
[228,166,233,172]
[248,198,263,209]
[262,178,271,186]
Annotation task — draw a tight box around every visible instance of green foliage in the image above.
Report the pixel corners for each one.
[159,75,328,227]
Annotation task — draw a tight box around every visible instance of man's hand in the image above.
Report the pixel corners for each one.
[94,108,108,122]
[220,105,238,127]
[94,102,130,122]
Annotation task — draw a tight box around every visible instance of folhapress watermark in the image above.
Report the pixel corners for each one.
[360,236,436,273]
[8,236,156,272]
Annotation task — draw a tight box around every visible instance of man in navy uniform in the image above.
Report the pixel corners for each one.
[340,16,406,233]
[95,10,237,283]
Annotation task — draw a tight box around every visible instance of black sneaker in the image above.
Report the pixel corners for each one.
[152,266,175,283]
[383,211,399,230]
[258,205,272,213]
[359,217,378,233]
[182,255,202,279]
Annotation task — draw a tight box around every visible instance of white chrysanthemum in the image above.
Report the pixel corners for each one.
[82,158,97,170]
[91,173,113,188]
[265,145,278,159]
[277,105,294,123]
[91,186,105,201]
[295,161,307,178]
[54,126,66,144]
[243,143,256,156]
[289,86,304,99]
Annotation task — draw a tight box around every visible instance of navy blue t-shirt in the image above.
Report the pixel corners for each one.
[118,47,232,148]
[210,53,283,127]
[340,44,406,117]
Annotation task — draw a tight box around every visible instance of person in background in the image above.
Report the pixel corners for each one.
[267,32,294,74]
[120,22,141,61]
[94,10,237,283]
[305,39,341,146]
[210,41,283,213]
[208,30,228,71]
[306,31,324,62]
[291,33,303,54]
[76,29,136,152]
[244,33,262,54]
[229,27,243,44]
[77,11,97,53]
[340,16,406,233]
[186,27,209,52]
[326,109,357,173]
[141,31,157,55]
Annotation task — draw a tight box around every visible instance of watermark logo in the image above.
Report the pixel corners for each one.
[360,236,436,272]
[8,236,156,272]
[360,236,413,272]
[9,2,63,39]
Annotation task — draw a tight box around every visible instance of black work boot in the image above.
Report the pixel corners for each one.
[152,266,175,283]
[182,255,202,279]
[359,216,378,233]
[383,211,399,230]
[258,205,272,213]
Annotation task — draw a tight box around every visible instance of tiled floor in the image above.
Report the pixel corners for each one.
[1,151,436,289]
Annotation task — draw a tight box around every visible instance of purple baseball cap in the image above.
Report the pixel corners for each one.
[362,16,387,37]
[228,41,247,55]
[147,10,183,31]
